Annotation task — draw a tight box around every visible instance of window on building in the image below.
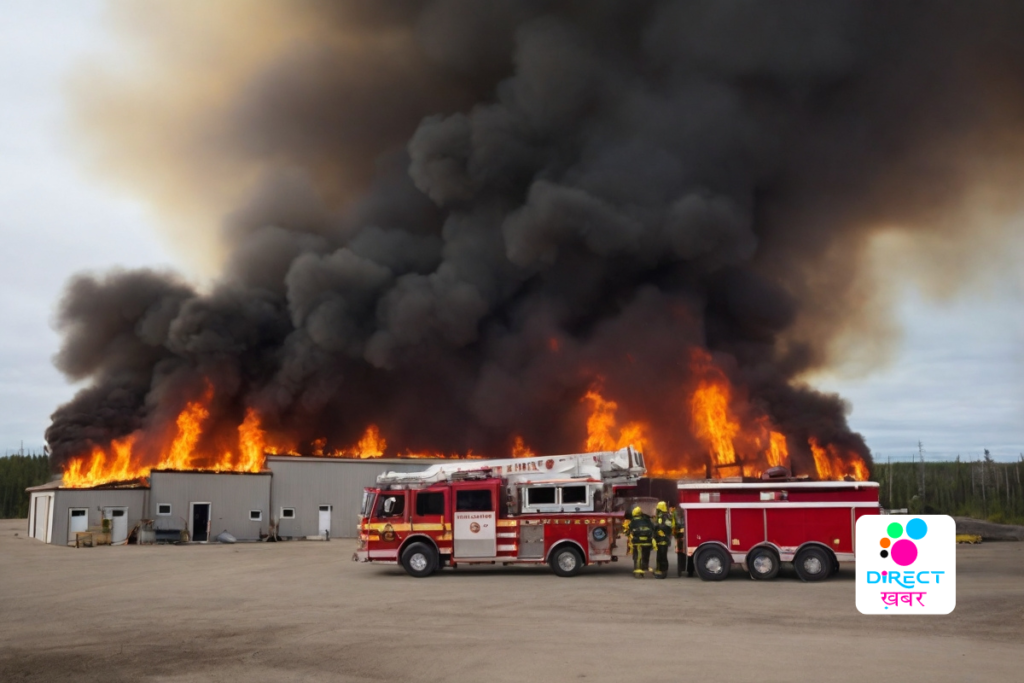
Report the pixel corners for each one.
[281,507,296,519]
[71,509,86,517]
[157,504,172,516]
[455,489,493,512]
[561,486,587,505]
[249,510,262,521]
[525,487,556,506]
[415,491,445,516]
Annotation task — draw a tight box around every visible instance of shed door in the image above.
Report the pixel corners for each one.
[318,505,331,538]
[68,508,89,542]
[33,495,49,542]
[103,507,129,543]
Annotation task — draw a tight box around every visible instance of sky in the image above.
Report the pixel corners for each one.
[0,2,1021,463]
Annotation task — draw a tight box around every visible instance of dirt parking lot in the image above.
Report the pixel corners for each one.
[1,518,1021,682]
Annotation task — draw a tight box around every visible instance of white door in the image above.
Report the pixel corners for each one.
[318,505,331,538]
[103,507,129,543]
[68,508,89,543]
[32,495,49,542]
[453,512,496,558]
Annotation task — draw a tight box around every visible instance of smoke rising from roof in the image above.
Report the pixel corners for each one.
[48,1,1024,474]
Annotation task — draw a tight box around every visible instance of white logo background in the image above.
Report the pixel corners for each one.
[856,514,956,615]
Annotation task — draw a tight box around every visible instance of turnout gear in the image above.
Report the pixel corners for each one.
[627,508,655,578]
[653,502,675,578]
[674,507,688,576]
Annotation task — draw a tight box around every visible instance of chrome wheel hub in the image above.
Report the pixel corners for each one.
[705,556,723,574]
[753,555,773,574]
[558,552,578,572]
[409,553,428,572]
[803,556,822,575]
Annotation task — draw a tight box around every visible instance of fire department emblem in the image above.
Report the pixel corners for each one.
[381,524,396,542]
[469,522,481,534]
[545,459,554,470]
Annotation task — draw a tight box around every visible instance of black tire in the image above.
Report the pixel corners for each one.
[794,546,832,582]
[401,542,438,578]
[694,546,731,581]
[549,545,584,577]
[747,547,780,581]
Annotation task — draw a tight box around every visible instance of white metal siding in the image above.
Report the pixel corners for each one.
[150,472,271,541]
[267,458,446,538]
[51,489,148,546]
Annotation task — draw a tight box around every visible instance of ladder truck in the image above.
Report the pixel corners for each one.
[353,447,646,577]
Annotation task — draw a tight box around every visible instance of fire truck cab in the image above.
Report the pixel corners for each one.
[678,478,880,581]
[354,447,646,577]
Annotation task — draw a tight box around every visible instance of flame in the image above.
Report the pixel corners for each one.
[690,380,740,469]
[582,389,649,453]
[157,385,213,471]
[62,348,869,487]
[767,430,788,469]
[809,437,866,481]
[236,408,265,472]
[512,436,535,458]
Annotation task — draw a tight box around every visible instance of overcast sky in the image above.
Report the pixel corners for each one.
[1,2,1021,462]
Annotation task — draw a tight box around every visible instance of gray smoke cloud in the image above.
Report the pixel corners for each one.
[47,1,1024,475]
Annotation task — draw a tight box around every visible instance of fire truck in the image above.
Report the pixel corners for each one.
[677,477,880,581]
[353,447,646,577]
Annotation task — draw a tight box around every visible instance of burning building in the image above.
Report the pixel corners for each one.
[43,3,1024,491]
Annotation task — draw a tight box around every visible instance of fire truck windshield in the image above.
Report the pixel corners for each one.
[360,490,376,518]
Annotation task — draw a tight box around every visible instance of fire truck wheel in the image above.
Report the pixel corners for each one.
[794,546,832,582]
[549,546,584,577]
[401,542,438,578]
[694,546,731,581]
[746,547,780,580]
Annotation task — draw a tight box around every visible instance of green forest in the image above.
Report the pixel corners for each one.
[872,456,1024,525]
[0,454,52,518]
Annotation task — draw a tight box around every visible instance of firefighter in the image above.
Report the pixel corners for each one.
[627,506,655,578]
[674,505,687,577]
[653,501,675,579]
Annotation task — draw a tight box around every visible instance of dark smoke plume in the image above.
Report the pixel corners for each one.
[48,1,1024,474]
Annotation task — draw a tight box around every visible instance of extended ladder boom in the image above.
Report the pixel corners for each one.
[377,446,646,487]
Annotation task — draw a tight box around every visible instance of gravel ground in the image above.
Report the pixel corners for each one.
[1,518,1021,682]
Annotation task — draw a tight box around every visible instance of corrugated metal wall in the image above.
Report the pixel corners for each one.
[150,471,272,541]
[51,488,148,545]
[266,458,445,538]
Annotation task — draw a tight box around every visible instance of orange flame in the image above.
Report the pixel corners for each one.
[809,437,867,481]
[237,408,266,473]
[690,380,740,469]
[157,385,213,471]
[582,388,649,453]
[767,430,788,469]
[512,436,535,458]
[62,349,869,487]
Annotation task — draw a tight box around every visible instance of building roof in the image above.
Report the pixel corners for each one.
[264,456,449,465]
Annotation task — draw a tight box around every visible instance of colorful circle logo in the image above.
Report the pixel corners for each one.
[879,518,927,566]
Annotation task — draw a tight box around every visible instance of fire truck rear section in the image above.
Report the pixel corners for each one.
[354,447,646,577]
[678,479,880,581]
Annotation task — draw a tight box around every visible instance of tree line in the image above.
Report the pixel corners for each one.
[0,454,52,519]
[872,454,1024,525]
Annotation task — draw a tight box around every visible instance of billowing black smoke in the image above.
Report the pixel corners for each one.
[47,2,1024,473]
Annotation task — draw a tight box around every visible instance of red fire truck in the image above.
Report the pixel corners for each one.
[677,478,880,581]
[353,447,646,577]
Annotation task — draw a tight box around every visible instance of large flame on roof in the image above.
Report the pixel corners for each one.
[61,349,868,488]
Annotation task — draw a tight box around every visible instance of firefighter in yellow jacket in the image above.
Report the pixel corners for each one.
[653,501,675,579]
[626,506,655,578]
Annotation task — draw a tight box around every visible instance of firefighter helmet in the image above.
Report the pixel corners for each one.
[656,501,668,512]
[632,506,643,517]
